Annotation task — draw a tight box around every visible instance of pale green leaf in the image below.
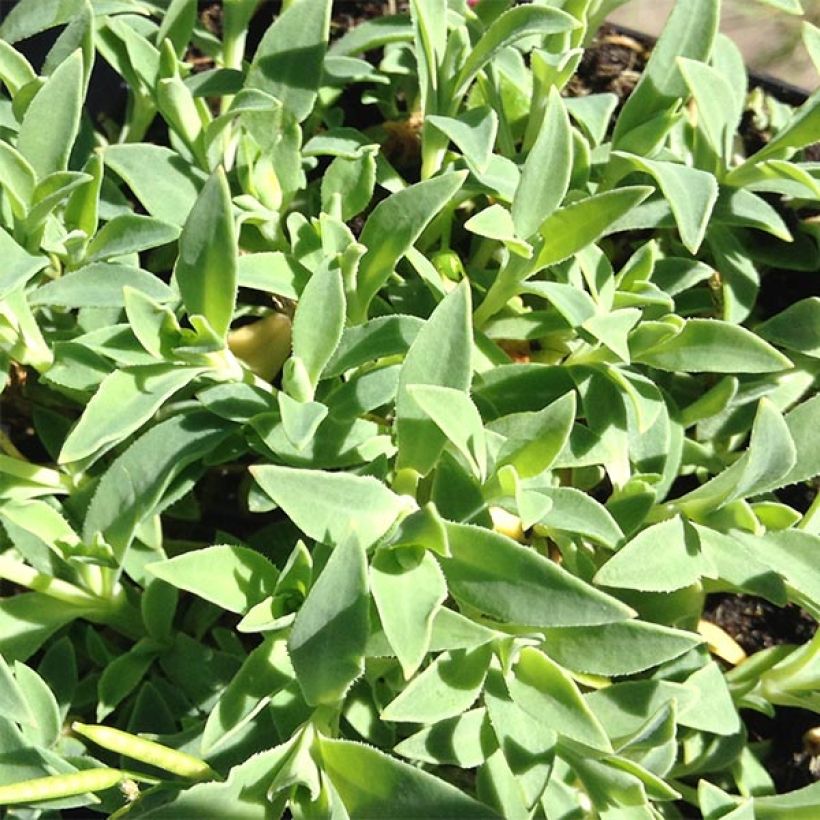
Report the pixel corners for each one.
[371,547,447,679]
[439,522,632,627]
[59,364,204,464]
[395,281,473,476]
[289,537,369,705]
[320,737,500,818]
[382,645,491,724]
[250,465,407,549]
[508,647,611,751]
[148,545,279,614]
[175,168,237,339]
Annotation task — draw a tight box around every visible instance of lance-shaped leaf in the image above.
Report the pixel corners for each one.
[676,399,797,512]
[31,264,175,309]
[250,465,407,548]
[512,87,572,240]
[427,108,498,172]
[105,144,206,226]
[85,215,181,263]
[613,0,720,146]
[17,50,83,178]
[320,737,500,818]
[454,5,579,96]
[175,168,237,339]
[0,227,48,299]
[439,522,632,627]
[290,262,345,396]
[408,385,487,481]
[371,547,447,679]
[148,545,279,614]
[382,644,492,725]
[508,647,611,751]
[83,411,231,559]
[289,537,369,705]
[612,153,718,254]
[395,708,494,768]
[395,281,473,476]
[542,621,703,676]
[594,516,716,592]
[634,319,792,374]
[488,392,576,479]
[246,0,331,122]
[59,364,204,464]
[353,172,466,319]
[535,186,654,270]
[202,637,294,755]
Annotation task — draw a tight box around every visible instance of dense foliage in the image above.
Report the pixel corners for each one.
[0,0,818,816]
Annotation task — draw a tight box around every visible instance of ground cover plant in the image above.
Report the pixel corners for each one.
[0,0,818,816]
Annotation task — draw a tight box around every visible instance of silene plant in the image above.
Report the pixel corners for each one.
[0,0,818,816]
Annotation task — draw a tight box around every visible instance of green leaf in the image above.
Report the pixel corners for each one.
[321,149,377,221]
[250,465,407,549]
[613,0,720,146]
[757,298,820,358]
[83,411,230,558]
[508,647,611,751]
[395,708,494,768]
[105,144,206,226]
[246,0,332,122]
[0,227,48,299]
[15,661,61,748]
[354,172,466,318]
[522,281,597,328]
[542,621,703,676]
[0,142,36,217]
[320,737,500,818]
[408,385,487,481]
[148,545,279,614]
[612,153,718,254]
[439,522,633,627]
[678,57,736,159]
[371,547,447,679]
[454,5,579,96]
[395,281,473,476]
[778,394,820,488]
[97,640,157,722]
[534,186,654,270]
[175,168,237,339]
[289,537,369,706]
[86,215,181,263]
[202,637,294,755]
[595,516,714,592]
[634,319,793,373]
[31,263,175,309]
[512,87,572,240]
[752,0,803,12]
[427,108,498,172]
[290,263,346,396]
[59,364,204,464]
[157,0,197,57]
[0,38,36,93]
[0,654,34,726]
[677,399,797,511]
[325,315,424,377]
[17,50,83,178]
[536,487,624,548]
[487,392,576,479]
[735,529,820,613]
[382,645,492,724]
[464,204,532,259]
[236,252,308,300]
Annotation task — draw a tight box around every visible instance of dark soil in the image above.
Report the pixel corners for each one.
[567,24,650,103]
